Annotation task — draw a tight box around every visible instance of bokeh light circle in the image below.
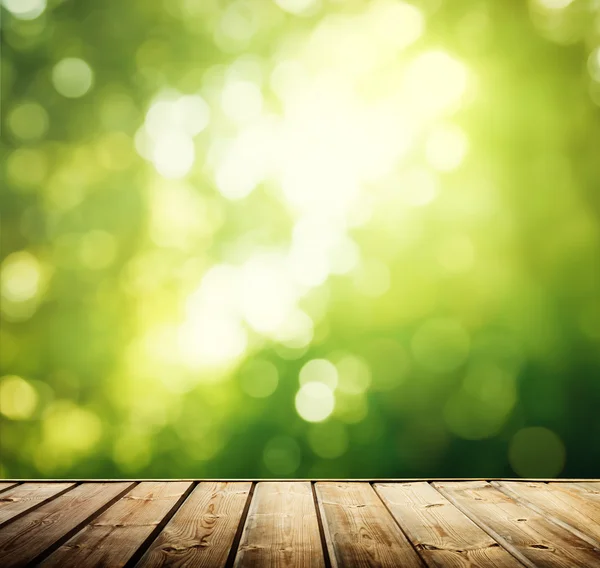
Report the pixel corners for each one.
[295,382,335,422]
[52,58,94,98]
[299,358,338,389]
[7,103,49,141]
[0,376,38,420]
[263,436,301,474]
[3,0,46,20]
[508,427,566,477]
[240,359,279,398]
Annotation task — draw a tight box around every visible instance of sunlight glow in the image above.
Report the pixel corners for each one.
[52,58,94,98]
[295,382,335,422]
[299,359,338,390]
[275,0,319,16]
[3,0,46,20]
[404,51,469,116]
[139,94,210,179]
[425,124,469,171]
[0,376,38,420]
[221,79,263,122]
[1,251,42,303]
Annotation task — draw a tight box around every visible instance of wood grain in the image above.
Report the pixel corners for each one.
[551,481,600,505]
[435,480,600,568]
[375,481,522,567]
[494,481,600,547]
[0,482,134,568]
[137,481,251,568]
[0,482,75,526]
[0,483,18,494]
[316,482,423,568]
[572,481,600,492]
[234,481,325,568]
[39,481,192,568]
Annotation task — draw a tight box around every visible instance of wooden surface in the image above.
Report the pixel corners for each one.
[139,481,251,568]
[316,482,422,568]
[0,482,75,526]
[235,482,325,568]
[0,480,597,567]
[375,481,523,567]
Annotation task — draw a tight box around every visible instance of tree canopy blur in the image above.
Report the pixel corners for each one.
[2,0,600,479]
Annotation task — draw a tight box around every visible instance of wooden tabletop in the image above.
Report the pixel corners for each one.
[0,480,598,567]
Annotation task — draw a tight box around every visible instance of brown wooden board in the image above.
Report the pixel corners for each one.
[39,481,192,568]
[315,482,423,568]
[234,481,325,568]
[0,482,134,568]
[551,481,600,505]
[375,481,523,567]
[137,481,251,568]
[435,480,600,568]
[494,481,600,548]
[572,481,600,492]
[0,482,75,526]
[0,483,18,494]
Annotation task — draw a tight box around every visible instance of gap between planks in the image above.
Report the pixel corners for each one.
[224,481,256,568]
[311,482,333,568]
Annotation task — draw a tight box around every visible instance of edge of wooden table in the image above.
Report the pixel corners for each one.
[2,478,598,482]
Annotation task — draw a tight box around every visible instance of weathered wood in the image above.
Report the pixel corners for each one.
[494,481,600,548]
[375,481,522,567]
[571,481,600,492]
[0,482,75,526]
[234,481,325,568]
[0,482,134,568]
[137,481,251,568]
[316,482,423,568]
[551,481,600,504]
[435,480,600,568]
[39,481,192,568]
[0,480,598,567]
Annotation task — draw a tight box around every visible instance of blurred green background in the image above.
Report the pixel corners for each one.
[1,0,600,479]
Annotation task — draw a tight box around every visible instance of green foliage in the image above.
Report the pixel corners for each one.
[2,0,600,479]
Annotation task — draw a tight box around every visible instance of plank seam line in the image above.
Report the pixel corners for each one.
[224,481,256,568]
[125,481,198,568]
[370,482,428,568]
[0,482,80,530]
[431,483,536,568]
[26,481,138,566]
[311,482,333,568]
[314,483,340,568]
[491,481,600,549]
[0,483,20,495]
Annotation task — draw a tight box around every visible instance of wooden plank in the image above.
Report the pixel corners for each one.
[0,483,18,494]
[494,481,600,548]
[39,481,192,568]
[137,481,251,568]
[0,481,134,568]
[551,481,600,504]
[435,481,600,568]
[375,481,522,567]
[315,482,423,568]
[0,483,75,526]
[234,481,325,568]
[572,481,600,492]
